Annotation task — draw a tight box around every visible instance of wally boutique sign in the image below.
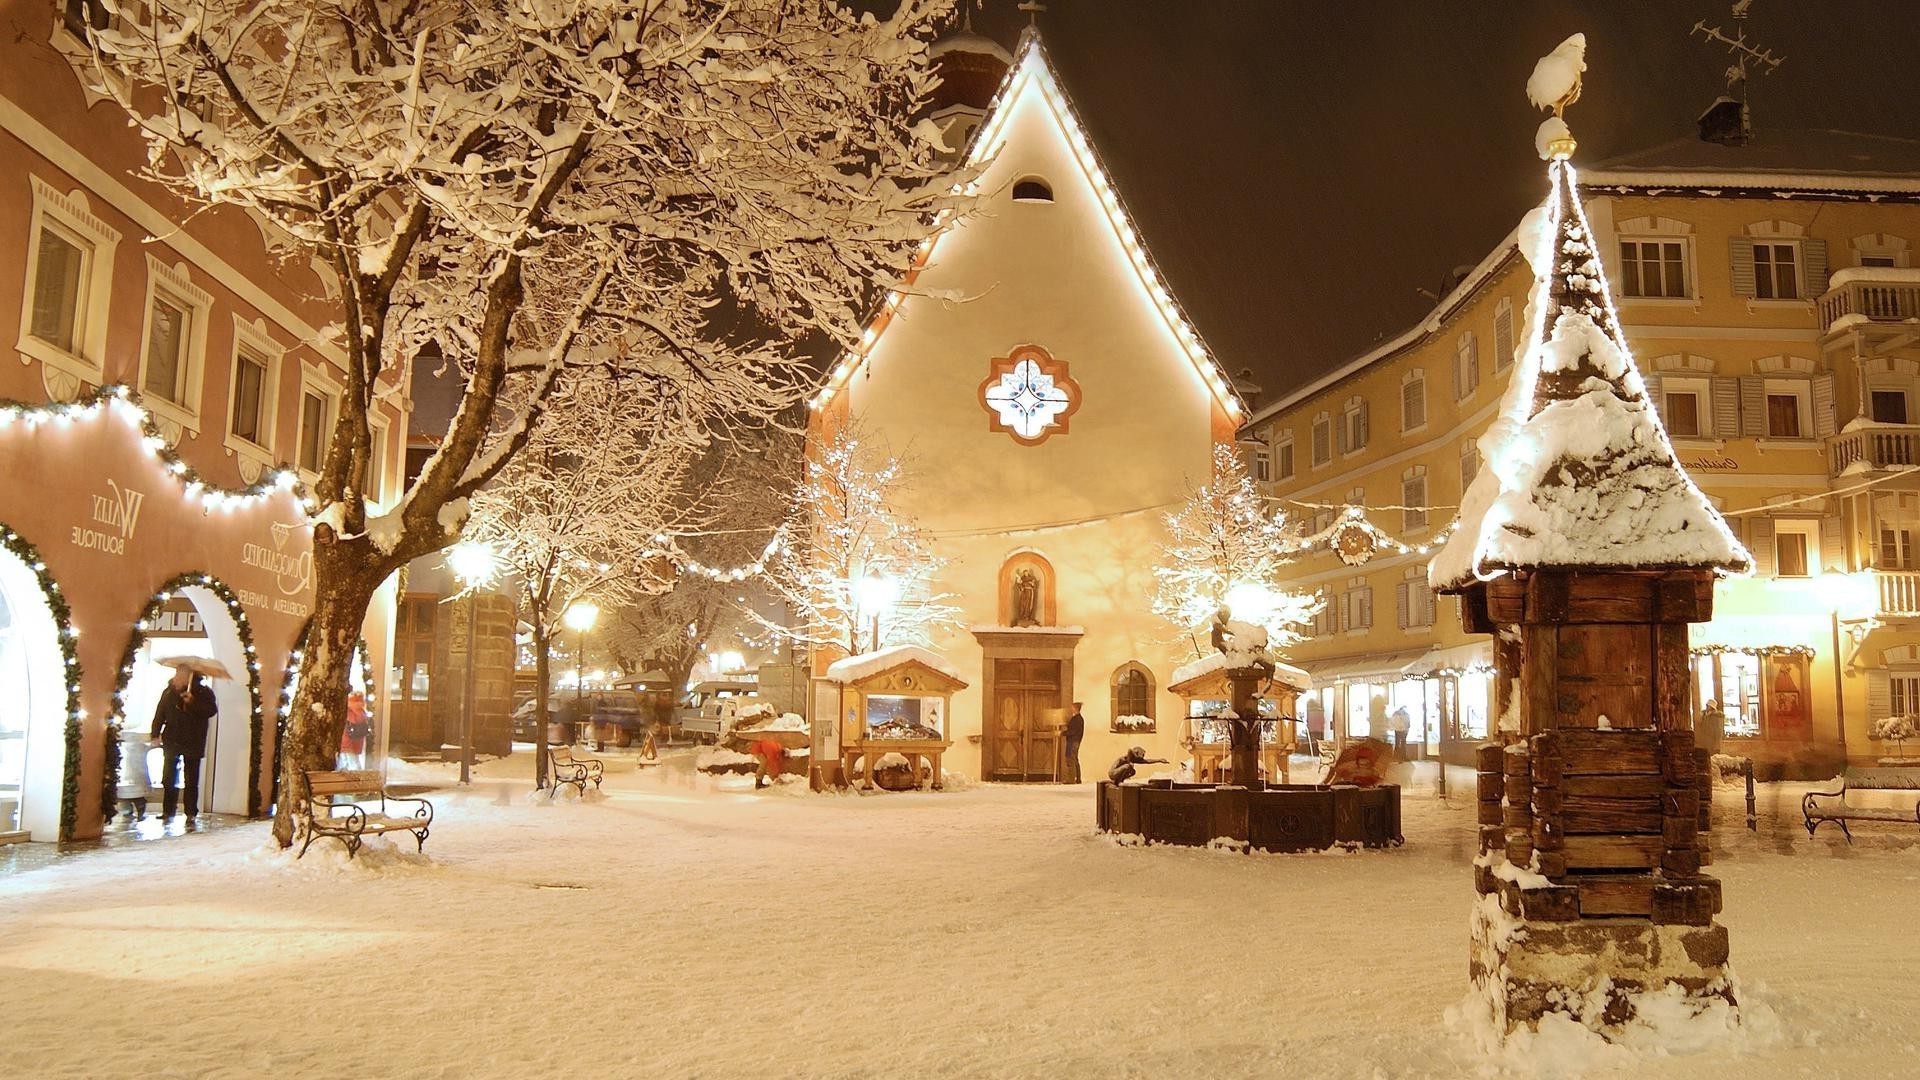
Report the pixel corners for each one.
[71,479,145,556]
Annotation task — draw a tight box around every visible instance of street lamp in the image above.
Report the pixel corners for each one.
[446,540,499,786]
[854,573,900,654]
[564,601,600,748]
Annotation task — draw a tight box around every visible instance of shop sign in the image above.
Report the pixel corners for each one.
[241,520,313,597]
[1681,456,1739,471]
[148,597,204,638]
[70,479,144,556]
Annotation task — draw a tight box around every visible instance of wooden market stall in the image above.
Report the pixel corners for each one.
[824,646,968,791]
[1167,653,1310,783]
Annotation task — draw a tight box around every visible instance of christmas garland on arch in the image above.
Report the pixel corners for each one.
[108,572,266,819]
[269,624,374,813]
[0,524,86,841]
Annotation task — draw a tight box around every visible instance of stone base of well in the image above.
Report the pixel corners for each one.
[1469,891,1736,1033]
[1096,779,1402,851]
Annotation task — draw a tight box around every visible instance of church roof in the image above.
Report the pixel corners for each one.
[811,32,1244,420]
[1428,159,1752,591]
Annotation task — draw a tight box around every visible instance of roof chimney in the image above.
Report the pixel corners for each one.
[1696,96,1749,146]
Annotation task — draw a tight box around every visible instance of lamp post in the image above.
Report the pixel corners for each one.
[446,540,500,786]
[564,601,600,749]
[854,574,900,654]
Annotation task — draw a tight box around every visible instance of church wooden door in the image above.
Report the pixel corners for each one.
[989,659,1062,782]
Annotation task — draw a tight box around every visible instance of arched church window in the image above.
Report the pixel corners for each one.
[1012,177,1054,202]
[1111,662,1155,731]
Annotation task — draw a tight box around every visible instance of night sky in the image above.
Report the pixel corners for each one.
[951,0,1920,400]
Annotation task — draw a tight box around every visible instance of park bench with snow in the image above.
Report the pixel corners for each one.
[297,769,435,859]
[1801,766,1920,842]
[548,745,604,798]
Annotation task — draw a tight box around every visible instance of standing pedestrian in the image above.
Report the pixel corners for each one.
[150,666,217,822]
[1389,706,1411,761]
[340,691,371,769]
[1063,701,1085,783]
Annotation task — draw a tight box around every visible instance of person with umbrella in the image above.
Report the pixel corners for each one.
[151,658,222,821]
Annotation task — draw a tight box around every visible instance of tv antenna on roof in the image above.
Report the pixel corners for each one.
[1692,1,1785,93]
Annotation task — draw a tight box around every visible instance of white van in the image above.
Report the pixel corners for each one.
[675,681,760,743]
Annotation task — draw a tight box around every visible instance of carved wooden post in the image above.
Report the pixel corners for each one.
[1431,153,1751,1038]
[1226,666,1262,788]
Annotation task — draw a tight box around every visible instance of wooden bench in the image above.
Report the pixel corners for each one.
[1802,766,1920,842]
[549,745,603,798]
[298,770,434,859]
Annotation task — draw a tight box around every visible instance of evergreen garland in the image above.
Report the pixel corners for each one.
[268,626,374,812]
[101,719,123,825]
[0,524,85,842]
[110,573,266,819]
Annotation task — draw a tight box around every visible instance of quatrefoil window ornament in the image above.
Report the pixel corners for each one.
[978,344,1081,445]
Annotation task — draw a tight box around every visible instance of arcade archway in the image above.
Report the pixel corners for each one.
[0,524,82,842]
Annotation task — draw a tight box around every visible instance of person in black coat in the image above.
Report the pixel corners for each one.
[150,667,218,820]
[1062,702,1085,784]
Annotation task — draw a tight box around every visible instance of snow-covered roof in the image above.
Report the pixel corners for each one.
[929,30,1012,65]
[824,645,967,687]
[1429,161,1752,591]
[1168,651,1311,692]
[1583,129,1920,195]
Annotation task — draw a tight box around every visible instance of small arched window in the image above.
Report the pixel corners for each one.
[1110,662,1156,732]
[1012,177,1053,203]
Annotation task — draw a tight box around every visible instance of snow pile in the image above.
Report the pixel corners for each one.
[1526,34,1586,113]
[1432,163,1751,590]
[823,644,965,685]
[1169,650,1312,690]
[245,833,436,875]
[1112,714,1155,733]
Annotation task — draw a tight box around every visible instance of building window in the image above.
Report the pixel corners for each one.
[1455,332,1480,399]
[1274,434,1295,481]
[1110,663,1154,727]
[1401,372,1426,432]
[1459,443,1480,490]
[29,226,86,354]
[1011,177,1053,203]
[1343,584,1373,632]
[297,386,335,475]
[1342,398,1368,454]
[1665,389,1703,438]
[230,348,270,447]
[1311,415,1332,467]
[1753,242,1800,300]
[368,420,389,504]
[20,178,121,383]
[1862,254,1898,268]
[1402,467,1428,532]
[1765,386,1805,438]
[1493,298,1514,373]
[1397,570,1435,630]
[1312,587,1338,637]
[1774,521,1819,578]
[136,258,214,424]
[1619,239,1688,298]
[1894,674,1920,718]
[980,344,1080,445]
[1881,527,1916,570]
[1872,389,1910,425]
[143,294,190,403]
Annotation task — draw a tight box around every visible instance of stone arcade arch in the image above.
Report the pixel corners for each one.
[0,524,82,842]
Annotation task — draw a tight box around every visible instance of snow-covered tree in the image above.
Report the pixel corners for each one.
[757,425,958,655]
[464,376,701,788]
[1154,444,1318,649]
[69,1,967,843]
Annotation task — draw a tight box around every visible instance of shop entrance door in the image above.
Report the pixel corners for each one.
[988,658,1062,782]
[388,595,436,747]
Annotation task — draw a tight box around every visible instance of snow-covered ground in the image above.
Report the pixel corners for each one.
[2,754,1916,1079]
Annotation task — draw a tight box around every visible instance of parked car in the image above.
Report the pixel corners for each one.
[674,681,761,743]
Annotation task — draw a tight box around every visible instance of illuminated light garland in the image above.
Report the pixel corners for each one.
[0,524,87,840]
[0,384,305,511]
[1688,643,1815,659]
[109,572,267,818]
[646,525,787,582]
[268,629,373,811]
[1290,504,1463,563]
[808,35,1243,419]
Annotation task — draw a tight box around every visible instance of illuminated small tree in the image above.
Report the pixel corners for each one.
[1153,443,1318,649]
[757,426,958,656]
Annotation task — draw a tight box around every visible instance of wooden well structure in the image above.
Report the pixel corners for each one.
[1168,655,1308,783]
[824,647,966,792]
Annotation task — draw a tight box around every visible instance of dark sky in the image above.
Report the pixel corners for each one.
[950,1,1920,399]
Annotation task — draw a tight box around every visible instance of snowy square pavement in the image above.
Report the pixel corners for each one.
[2,754,1917,1079]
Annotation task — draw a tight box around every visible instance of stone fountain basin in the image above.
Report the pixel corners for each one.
[1096,779,1403,852]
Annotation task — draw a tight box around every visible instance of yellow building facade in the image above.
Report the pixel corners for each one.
[1245,135,1920,777]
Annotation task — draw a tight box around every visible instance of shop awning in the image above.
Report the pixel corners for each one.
[1688,616,1822,654]
[1402,642,1494,677]
[1294,649,1431,684]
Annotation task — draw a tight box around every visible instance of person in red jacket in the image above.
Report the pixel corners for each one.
[150,667,218,821]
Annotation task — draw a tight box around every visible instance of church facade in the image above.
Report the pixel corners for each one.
[808,33,1245,780]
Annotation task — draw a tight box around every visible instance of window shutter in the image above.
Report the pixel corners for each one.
[1730,236,1757,297]
[1803,238,1830,297]
[1740,376,1767,437]
[1423,586,1438,628]
[1821,516,1844,572]
[1466,334,1480,392]
[1813,372,1837,439]
[1357,401,1370,448]
[1712,377,1741,438]
[1452,344,1463,399]
[1642,372,1664,419]
[1360,588,1373,629]
[1750,517,1776,576]
[1494,306,1514,372]
[1335,415,1348,455]
[1868,668,1892,722]
[1396,582,1409,630]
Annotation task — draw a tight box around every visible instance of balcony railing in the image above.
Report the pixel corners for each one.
[1818,272,1920,332]
[1829,424,1920,477]
[1878,571,1920,617]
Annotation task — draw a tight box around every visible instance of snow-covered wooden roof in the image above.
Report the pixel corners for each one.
[824,645,968,690]
[1167,651,1310,695]
[1429,160,1752,592]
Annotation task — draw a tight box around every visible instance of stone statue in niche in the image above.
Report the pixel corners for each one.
[1011,568,1041,627]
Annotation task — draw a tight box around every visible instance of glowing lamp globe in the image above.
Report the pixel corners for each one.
[563,601,600,634]
[446,540,499,589]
